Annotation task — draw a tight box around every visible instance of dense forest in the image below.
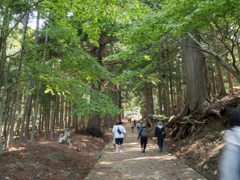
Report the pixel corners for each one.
[1,0,240,156]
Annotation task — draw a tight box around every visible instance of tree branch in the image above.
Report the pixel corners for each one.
[5,0,44,39]
[187,32,240,81]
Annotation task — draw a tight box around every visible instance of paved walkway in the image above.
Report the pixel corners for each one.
[85,120,206,180]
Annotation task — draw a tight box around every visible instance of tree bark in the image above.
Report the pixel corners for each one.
[118,85,122,122]
[86,80,102,132]
[216,60,227,96]
[19,94,29,142]
[144,82,154,122]
[162,80,167,116]
[0,10,9,153]
[56,94,59,128]
[165,74,170,117]
[182,33,211,114]
[30,26,47,143]
[176,57,183,113]
[81,115,85,128]
[68,101,71,127]
[60,93,64,128]
[187,32,240,82]
[49,100,54,140]
[64,97,68,128]
[25,80,34,140]
[211,71,217,95]
[169,63,176,115]
[158,82,163,114]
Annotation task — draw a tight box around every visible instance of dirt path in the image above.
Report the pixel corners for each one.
[85,120,206,180]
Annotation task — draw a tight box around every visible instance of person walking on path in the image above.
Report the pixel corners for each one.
[134,120,136,127]
[137,122,141,133]
[112,122,119,149]
[130,118,131,123]
[131,121,134,133]
[219,109,240,180]
[137,124,148,153]
[112,121,126,154]
[154,121,166,152]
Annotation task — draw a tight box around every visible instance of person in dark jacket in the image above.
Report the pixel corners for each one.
[133,120,136,127]
[154,121,166,152]
[137,124,148,153]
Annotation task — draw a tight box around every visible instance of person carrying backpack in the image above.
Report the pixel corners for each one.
[219,109,240,180]
[137,124,148,153]
[154,121,166,152]
[131,121,134,132]
[136,122,141,133]
[112,121,126,154]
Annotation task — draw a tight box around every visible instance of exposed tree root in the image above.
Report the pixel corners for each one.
[205,109,223,119]
[190,124,205,143]
[147,117,153,127]
[165,95,240,141]
[174,125,187,141]
[165,114,182,127]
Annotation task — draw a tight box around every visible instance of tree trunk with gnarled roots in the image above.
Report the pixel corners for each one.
[166,33,213,140]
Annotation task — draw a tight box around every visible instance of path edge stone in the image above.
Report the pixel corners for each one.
[84,139,112,179]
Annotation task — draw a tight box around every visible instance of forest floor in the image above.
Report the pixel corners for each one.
[0,127,112,180]
[85,120,205,180]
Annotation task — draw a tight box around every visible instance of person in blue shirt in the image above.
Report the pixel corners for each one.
[137,124,148,153]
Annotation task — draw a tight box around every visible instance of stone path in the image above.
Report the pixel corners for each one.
[85,120,206,180]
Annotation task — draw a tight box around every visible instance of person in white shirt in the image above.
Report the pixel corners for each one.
[112,121,126,154]
[112,122,119,149]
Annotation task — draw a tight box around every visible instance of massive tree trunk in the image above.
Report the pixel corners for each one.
[182,33,211,114]
[104,89,114,127]
[86,80,102,135]
[86,42,109,136]
[166,33,211,139]
[142,103,147,119]
[187,32,240,82]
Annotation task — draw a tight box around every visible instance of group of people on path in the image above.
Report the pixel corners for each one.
[137,121,165,153]
[112,120,166,154]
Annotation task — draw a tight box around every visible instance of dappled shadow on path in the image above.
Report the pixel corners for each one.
[85,120,206,180]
